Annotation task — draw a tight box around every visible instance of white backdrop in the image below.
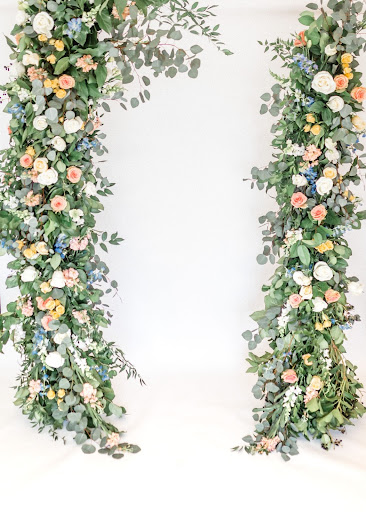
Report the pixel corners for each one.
[1,0,366,509]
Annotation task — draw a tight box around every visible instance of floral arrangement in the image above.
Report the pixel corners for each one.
[238,0,366,460]
[0,0,226,457]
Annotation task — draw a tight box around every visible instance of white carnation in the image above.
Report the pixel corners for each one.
[83,181,96,197]
[348,281,364,295]
[22,50,40,67]
[293,271,312,286]
[9,61,25,80]
[64,116,83,134]
[50,270,65,288]
[324,44,337,57]
[51,136,66,151]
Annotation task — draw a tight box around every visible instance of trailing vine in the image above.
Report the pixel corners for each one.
[0,0,225,457]
[237,0,366,460]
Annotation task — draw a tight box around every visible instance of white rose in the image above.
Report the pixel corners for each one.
[22,50,40,67]
[293,271,312,286]
[327,96,344,112]
[16,10,29,25]
[313,261,333,282]
[69,209,84,225]
[54,330,71,345]
[348,281,364,295]
[37,168,58,186]
[45,351,64,369]
[51,136,66,151]
[83,181,96,197]
[316,177,333,195]
[33,11,54,38]
[300,285,313,300]
[325,148,340,163]
[21,265,39,282]
[312,296,328,312]
[33,115,48,131]
[292,174,308,187]
[325,44,337,57]
[311,71,336,95]
[50,270,65,288]
[9,61,25,80]
[64,116,83,134]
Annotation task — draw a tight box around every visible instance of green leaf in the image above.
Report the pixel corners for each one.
[82,444,96,454]
[54,57,70,75]
[306,398,319,412]
[242,330,252,341]
[50,253,62,270]
[190,45,203,54]
[297,245,310,266]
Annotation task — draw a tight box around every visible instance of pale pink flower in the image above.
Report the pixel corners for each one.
[76,55,98,72]
[27,66,48,82]
[28,379,42,397]
[69,236,89,251]
[303,144,322,163]
[22,299,34,317]
[25,191,41,207]
[304,387,319,404]
[72,309,89,324]
[282,369,298,384]
[105,432,120,448]
[257,436,281,453]
[63,268,79,287]
[80,383,97,404]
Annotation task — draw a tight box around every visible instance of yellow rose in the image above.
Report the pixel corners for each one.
[49,38,56,45]
[55,305,65,316]
[50,311,60,319]
[315,322,324,331]
[17,240,25,250]
[25,146,35,156]
[341,53,353,64]
[58,389,66,398]
[310,376,323,390]
[323,167,337,179]
[38,34,48,42]
[46,299,56,311]
[345,72,353,79]
[59,116,64,123]
[343,66,352,74]
[34,158,49,173]
[47,55,57,65]
[352,115,366,132]
[23,246,37,259]
[56,89,67,99]
[54,40,65,51]
[315,243,327,254]
[51,79,59,88]
[304,124,311,132]
[44,79,53,88]
[36,241,49,255]
[40,281,52,293]
[306,114,315,123]
[325,240,334,250]
[47,389,55,400]
[311,124,321,135]
[302,354,313,366]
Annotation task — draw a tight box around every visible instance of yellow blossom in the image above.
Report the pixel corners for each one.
[302,354,313,366]
[46,299,56,311]
[54,40,65,51]
[50,311,60,320]
[50,79,59,88]
[56,89,67,99]
[25,146,35,157]
[310,376,323,390]
[323,319,332,328]
[23,245,37,259]
[49,38,56,45]
[47,55,57,65]
[311,124,321,135]
[38,34,48,42]
[40,281,52,294]
[58,389,65,398]
[47,389,55,400]
[345,72,353,79]
[16,240,25,250]
[316,241,334,254]
[55,304,65,316]
[44,78,53,88]
[341,53,353,64]
[343,66,352,74]
[315,322,324,331]
[323,167,337,179]
[306,114,315,123]
[35,241,49,255]
[304,124,311,132]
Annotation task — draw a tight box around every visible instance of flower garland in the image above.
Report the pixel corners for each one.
[0,0,225,457]
[238,0,366,460]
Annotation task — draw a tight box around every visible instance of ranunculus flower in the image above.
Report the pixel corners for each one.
[33,115,48,131]
[348,281,364,295]
[316,177,333,195]
[38,168,58,186]
[324,44,337,56]
[312,71,336,95]
[325,289,341,303]
[312,296,328,312]
[67,166,82,183]
[33,11,54,38]
[50,270,66,288]
[22,50,40,67]
[282,369,298,384]
[41,314,53,331]
[83,181,96,197]
[20,154,33,168]
[21,265,39,282]
[351,86,366,103]
[64,116,83,134]
[291,192,307,208]
[293,271,311,286]
[313,261,333,282]
[311,204,327,221]
[323,167,337,179]
[351,115,366,132]
[51,136,67,151]
[33,157,48,173]
[294,31,306,47]
[309,376,322,391]
[58,74,75,90]
[327,95,344,112]
[45,351,64,369]
[334,74,349,91]
[50,195,67,212]
[292,174,308,187]
[289,294,303,309]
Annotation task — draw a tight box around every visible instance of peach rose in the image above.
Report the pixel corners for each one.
[289,294,303,309]
[50,195,67,212]
[334,74,349,91]
[36,297,47,310]
[351,86,366,103]
[325,289,341,303]
[67,166,82,183]
[291,192,307,208]
[20,154,33,168]
[311,204,327,222]
[41,314,53,331]
[282,369,298,384]
[58,74,75,90]
[294,31,306,47]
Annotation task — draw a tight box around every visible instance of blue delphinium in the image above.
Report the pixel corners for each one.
[32,328,47,355]
[303,166,318,195]
[66,18,82,38]
[77,137,99,152]
[54,234,67,259]
[8,103,26,123]
[292,54,318,76]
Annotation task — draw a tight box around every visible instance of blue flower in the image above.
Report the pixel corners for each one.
[66,18,82,38]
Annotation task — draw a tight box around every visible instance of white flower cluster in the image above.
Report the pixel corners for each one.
[324,137,340,164]
[284,228,303,247]
[82,7,99,28]
[283,139,305,157]
[283,385,302,418]
[277,302,292,329]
